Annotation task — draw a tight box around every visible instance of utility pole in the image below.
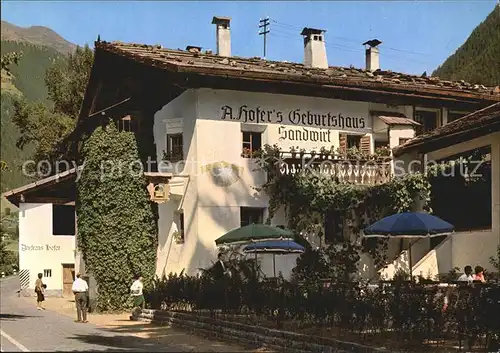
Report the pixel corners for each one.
[259,17,270,59]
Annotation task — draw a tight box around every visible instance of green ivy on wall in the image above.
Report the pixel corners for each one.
[76,123,157,312]
[256,144,432,271]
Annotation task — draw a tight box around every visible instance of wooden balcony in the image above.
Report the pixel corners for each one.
[279,153,392,185]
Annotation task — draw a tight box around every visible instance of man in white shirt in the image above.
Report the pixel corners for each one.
[457,265,474,282]
[130,275,144,320]
[72,273,89,323]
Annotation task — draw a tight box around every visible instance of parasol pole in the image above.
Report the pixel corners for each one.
[409,240,413,282]
[273,253,276,278]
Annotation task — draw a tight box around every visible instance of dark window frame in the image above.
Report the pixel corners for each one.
[240,207,265,227]
[399,138,410,146]
[447,111,469,123]
[242,131,262,158]
[117,115,140,133]
[166,133,183,162]
[52,204,76,236]
[415,110,439,135]
[347,134,362,149]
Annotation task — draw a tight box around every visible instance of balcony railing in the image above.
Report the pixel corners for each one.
[279,152,392,185]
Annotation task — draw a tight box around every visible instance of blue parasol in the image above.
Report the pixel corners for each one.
[364,212,454,280]
[364,212,454,238]
[243,240,305,277]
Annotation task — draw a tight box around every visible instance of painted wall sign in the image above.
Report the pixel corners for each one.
[220,105,367,131]
[21,244,61,251]
[201,161,243,187]
[278,126,333,142]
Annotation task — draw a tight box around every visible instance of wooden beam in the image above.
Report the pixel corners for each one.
[23,197,75,205]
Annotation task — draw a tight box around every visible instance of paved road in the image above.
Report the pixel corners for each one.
[0,276,177,352]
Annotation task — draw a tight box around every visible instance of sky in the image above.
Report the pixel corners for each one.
[1,1,497,75]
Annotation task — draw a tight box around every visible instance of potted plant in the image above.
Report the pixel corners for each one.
[241,147,252,158]
[346,147,361,160]
[310,149,317,158]
[375,145,391,160]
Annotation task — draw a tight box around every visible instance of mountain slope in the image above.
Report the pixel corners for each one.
[1,41,65,195]
[433,6,500,86]
[1,20,76,55]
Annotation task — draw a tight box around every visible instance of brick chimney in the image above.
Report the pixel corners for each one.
[301,27,328,69]
[212,16,231,57]
[363,39,382,71]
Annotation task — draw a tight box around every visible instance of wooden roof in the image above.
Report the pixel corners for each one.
[378,115,421,126]
[393,102,500,156]
[93,40,500,102]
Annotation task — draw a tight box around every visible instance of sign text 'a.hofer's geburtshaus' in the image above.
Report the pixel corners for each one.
[220,105,368,130]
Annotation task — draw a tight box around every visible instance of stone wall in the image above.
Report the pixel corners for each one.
[139,309,394,353]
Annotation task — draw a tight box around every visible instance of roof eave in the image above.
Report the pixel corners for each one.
[393,119,500,156]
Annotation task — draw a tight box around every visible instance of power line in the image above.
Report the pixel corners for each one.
[270,18,431,57]
[268,31,433,66]
[259,17,270,59]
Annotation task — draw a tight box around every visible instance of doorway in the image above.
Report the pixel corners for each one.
[62,264,75,297]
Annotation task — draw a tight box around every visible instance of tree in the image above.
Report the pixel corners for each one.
[12,45,93,175]
[76,123,158,311]
[0,224,18,275]
[1,52,23,75]
[45,45,94,119]
[1,52,23,174]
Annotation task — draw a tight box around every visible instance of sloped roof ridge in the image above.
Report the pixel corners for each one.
[99,40,498,91]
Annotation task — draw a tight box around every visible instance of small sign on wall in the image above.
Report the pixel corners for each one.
[20,244,62,251]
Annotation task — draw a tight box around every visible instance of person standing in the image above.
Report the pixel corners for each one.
[457,265,474,282]
[72,273,89,323]
[130,275,144,320]
[212,253,227,280]
[34,273,45,310]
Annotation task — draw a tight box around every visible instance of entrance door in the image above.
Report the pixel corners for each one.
[62,264,75,297]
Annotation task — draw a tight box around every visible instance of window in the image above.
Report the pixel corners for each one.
[399,138,410,146]
[448,111,469,123]
[375,141,388,149]
[117,115,140,133]
[53,205,76,236]
[165,134,183,162]
[43,269,52,277]
[175,211,185,243]
[240,207,264,227]
[324,210,344,244]
[346,135,362,149]
[414,110,438,135]
[242,131,262,158]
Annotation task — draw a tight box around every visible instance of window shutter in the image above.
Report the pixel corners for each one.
[339,134,347,153]
[360,135,371,154]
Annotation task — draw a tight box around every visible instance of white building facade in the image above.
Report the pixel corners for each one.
[4,16,499,285]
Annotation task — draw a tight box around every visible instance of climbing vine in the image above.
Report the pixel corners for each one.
[76,123,157,312]
[256,144,432,272]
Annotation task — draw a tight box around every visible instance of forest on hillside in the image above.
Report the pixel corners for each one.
[1,41,63,192]
[433,6,500,86]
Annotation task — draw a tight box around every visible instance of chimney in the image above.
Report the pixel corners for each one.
[301,27,328,69]
[363,39,382,71]
[212,16,231,57]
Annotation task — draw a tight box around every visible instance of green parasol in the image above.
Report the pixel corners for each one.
[215,223,294,245]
